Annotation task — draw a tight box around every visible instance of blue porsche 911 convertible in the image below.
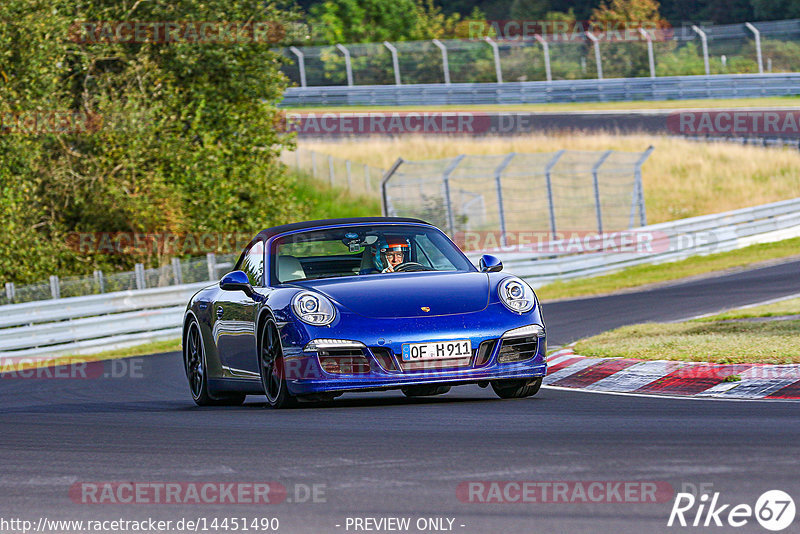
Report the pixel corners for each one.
[182,217,547,408]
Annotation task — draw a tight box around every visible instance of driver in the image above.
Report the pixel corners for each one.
[375,238,409,273]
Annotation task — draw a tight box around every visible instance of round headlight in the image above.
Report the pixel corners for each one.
[292,291,336,326]
[498,277,536,314]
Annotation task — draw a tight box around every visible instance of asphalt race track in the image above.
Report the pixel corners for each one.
[1,259,799,534]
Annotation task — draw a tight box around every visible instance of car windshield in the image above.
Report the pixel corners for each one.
[270,224,475,284]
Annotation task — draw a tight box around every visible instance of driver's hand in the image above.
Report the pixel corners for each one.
[382,265,394,273]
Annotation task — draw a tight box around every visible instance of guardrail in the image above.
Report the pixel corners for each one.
[281,73,800,107]
[0,282,209,359]
[465,197,800,287]
[1,197,798,359]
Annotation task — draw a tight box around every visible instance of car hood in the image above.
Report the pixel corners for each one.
[295,271,489,318]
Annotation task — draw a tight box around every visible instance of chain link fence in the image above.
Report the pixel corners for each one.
[1,253,238,306]
[380,149,653,244]
[280,147,388,197]
[280,19,800,87]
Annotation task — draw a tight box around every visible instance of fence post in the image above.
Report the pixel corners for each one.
[93,270,105,293]
[364,164,371,192]
[691,25,710,75]
[5,282,15,303]
[383,41,402,85]
[633,146,654,227]
[380,158,405,216]
[639,28,656,78]
[289,46,307,88]
[49,275,60,299]
[206,253,217,281]
[295,148,300,170]
[432,39,451,85]
[345,159,352,190]
[585,31,603,80]
[441,155,466,236]
[171,257,183,285]
[544,150,565,236]
[484,36,503,83]
[336,44,354,86]
[328,155,335,186]
[533,34,552,82]
[745,22,764,74]
[134,264,145,290]
[591,150,613,235]
[493,153,516,247]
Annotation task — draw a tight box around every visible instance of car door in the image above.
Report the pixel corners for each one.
[215,240,263,377]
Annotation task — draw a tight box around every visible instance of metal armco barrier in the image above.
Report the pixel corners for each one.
[465,197,800,287]
[281,74,800,107]
[0,282,209,358]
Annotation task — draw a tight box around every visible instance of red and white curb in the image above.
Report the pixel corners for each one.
[544,348,800,400]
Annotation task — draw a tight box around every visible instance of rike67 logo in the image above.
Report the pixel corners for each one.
[668,490,795,531]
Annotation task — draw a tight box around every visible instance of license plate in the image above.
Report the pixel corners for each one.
[401,339,472,362]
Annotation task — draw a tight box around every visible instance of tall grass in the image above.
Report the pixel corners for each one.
[300,134,800,224]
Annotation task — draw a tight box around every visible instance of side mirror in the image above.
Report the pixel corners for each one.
[219,270,255,297]
[479,254,503,273]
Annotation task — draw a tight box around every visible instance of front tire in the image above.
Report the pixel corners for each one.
[184,319,246,406]
[260,318,297,409]
[491,377,542,399]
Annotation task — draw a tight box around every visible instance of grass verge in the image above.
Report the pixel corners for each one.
[290,170,381,219]
[574,297,800,364]
[535,237,800,301]
[284,96,800,113]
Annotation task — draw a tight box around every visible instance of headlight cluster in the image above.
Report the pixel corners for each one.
[498,277,536,314]
[292,291,336,326]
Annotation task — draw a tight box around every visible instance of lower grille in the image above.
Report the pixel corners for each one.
[497,336,539,363]
[318,348,371,374]
[370,347,398,372]
[474,340,498,367]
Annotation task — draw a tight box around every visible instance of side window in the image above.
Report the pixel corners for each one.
[240,240,264,287]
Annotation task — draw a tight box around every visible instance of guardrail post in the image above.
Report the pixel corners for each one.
[5,282,15,303]
[49,275,60,299]
[493,153,516,247]
[289,46,307,88]
[336,43,354,86]
[206,253,216,281]
[639,28,656,78]
[691,25,710,75]
[383,41,402,85]
[484,36,503,83]
[134,264,145,290]
[432,39,451,85]
[93,270,105,293]
[171,258,183,285]
[328,155,335,186]
[544,150,565,236]
[585,31,603,79]
[591,150,613,235]
[345,159,352,190]
[441,155,466,235]
[380,158,405,216]
[533,34,552,82]
[745,22,764,74]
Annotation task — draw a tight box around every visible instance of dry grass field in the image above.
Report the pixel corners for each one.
[301,134,800,224]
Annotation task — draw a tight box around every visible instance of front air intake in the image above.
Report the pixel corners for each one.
[318,349,371,374]
[497,336,539,363]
